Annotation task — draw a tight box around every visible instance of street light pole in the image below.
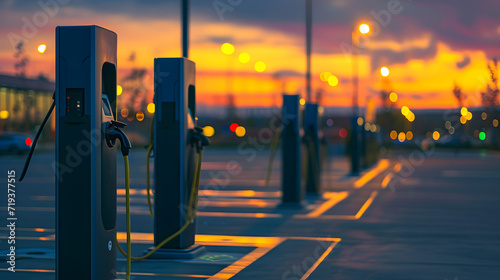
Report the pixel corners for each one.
[306,0,312,102]
[182,0,189,58]
[351,30,361,174]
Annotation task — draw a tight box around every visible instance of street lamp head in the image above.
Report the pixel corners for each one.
[359,24,370,34]
[37,44,46,53]
[381,66,390,77]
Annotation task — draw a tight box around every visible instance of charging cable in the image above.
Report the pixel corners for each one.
[116,126,208,273]
[19,92,55,182]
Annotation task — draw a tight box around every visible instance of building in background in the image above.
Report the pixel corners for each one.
[0,73,55,140]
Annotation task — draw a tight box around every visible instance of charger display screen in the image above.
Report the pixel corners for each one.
[102,95,113,117]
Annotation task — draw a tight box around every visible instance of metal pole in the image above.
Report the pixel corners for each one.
[306,0,312,102]
[351,31,361,174]
[182,0,189,58]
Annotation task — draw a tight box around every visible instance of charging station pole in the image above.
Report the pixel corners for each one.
[55,25,117,280]
[281,95,303,205]
[304,103,321,194]
[152,57,205,258]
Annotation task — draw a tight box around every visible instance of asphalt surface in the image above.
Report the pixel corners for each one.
[0,146,499,279]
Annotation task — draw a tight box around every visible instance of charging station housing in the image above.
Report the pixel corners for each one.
[55,25,117,280]
[152,58,204,258]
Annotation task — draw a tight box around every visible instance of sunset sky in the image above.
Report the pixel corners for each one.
[1,0,499,109]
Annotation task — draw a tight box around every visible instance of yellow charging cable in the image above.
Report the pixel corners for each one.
[146,116,154,217]
[123,155,131,280]
[265,129,281,187]
[145,144,153,217]
[117,151,203,263]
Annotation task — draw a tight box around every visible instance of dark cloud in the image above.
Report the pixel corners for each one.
[456,56,471,69]
[3,0,500,63]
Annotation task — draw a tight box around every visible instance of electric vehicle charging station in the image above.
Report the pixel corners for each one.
[55,25,123,280]
[281,95,303,205]
[304,103,321,194]
[151,57,206,258]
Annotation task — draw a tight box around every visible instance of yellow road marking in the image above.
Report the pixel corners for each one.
[354,159,390,188]
[300,241,338,280]
[315,190,379,220]
[304,191,349,217]
[381,173,394,189]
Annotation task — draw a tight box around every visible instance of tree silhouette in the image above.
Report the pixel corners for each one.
[452,82,465,108]
[481,58,499,107]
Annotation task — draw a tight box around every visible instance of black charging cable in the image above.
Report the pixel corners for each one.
[19,92,55,182]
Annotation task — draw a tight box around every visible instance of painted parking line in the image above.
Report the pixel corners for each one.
[299,191,349,218]
[0,268,211,278]
[316,190,379,220]
[381,172,394,189]
[0,227,340,280]
[354,159,390,188]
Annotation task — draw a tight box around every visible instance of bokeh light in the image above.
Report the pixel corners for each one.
[230,123,239,132]
[398,132,406,142]
[406,131,414,141]
[0,110,9,119]
[254,61,266,72]
[401,106,410,116]
[481,112,487,120]
[136,112,145,121]
[120,108,129,118]
[380,67,390,77]
[238,52,250,63]
[390,130,398,140]
[203,126,215,137]
[493,119,499,127]
[460,107,468,116]
[357,117,364,126]
[328,75,339,87]
[389,92,398,102]
[117,85,123,96]
[339,128,347,138]
[320,72,332,82]
[37,44,46,53]
[147,103,155,114]
[359,24,370,34]
[221,43,235,55]
[432,131,440,141]
[235,126,246,137]
[479,131,486,141]
[299,98,306,106]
